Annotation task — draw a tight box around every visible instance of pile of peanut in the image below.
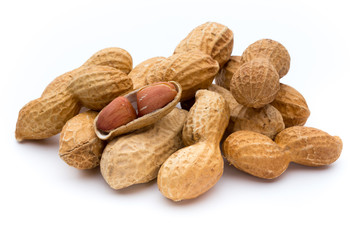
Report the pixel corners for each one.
[16,22,343,202]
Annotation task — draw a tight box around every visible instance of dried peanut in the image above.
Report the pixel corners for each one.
[158,90,230,201]
[174,22,234,67]
[59,111,105,169]
[230,58,280,108]
[271,83,310,127]
[128,57,166,89]
[82,47,133,74]
[223,127,342,179]
[215,55,245,90]
[275,126,343,166]
[100,108,187,189]
[146,51,219,101]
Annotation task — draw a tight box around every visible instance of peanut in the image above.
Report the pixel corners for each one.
[100,108,187,189]
[230,39,290,108]
[15,48,133,141]
[215,55,245,90]
[146,50,219,101]
[158,90,230,201]
[223,127,342,179]
[128,57,166,89]
[208,84,284,139]
[137,82,177,117]
[59,111,105,169]
[96,96,137,132]
[174,22,233,67]
[271,83,310,127]
[94,81,182,140]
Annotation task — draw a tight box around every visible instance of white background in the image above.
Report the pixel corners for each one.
[1,0,359,239]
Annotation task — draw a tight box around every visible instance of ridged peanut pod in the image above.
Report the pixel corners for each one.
[174,22,234,67]
[146,51,219,101]
[215,56,245,90]
[69,65,133,110]
[242,39,290,78]
[82,47,133,74]
[271,83,310,127]
[158,90,230,201]
[128,57,166,89]
[59,111,105,169]
[15,92,81,141]
[100,108,188,189]
[275,126,343,166]
[208,84,284,139]
[223,131,289,179]
[230,58,280,108]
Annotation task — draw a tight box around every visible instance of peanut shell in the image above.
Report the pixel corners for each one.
[59,111,105,169]
[174,22,234,67]
[230,58,280,108]
[275,126,343,166]
[146,51,219,101]
[271,83,310,127]
[223,131,289,179]
[128,57,166,89]
[69,65,133,110]
[242,39,290,78]
[94,81,182,140]
[82,47,133,74]
[215,56,245,90]
[100,108,187,189]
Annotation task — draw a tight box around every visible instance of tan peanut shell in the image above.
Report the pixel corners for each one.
[174,22,234,67]
[271,83,310,127]
[128,57,166,89]
[223,131,289,179]
[230,105,285,139]
[275,126,343,166]
[242,39,290,78]
[41,71,75,97]
[82,47,133,74]
[100,108,188,190]
[230,58,280,108]
[146,51,219,101]
[15,92,81,141]
[69,65,133,110]
[208,84,284,139]
[223,127,342,179]
[59,111,105,169]
[158,90,230,201]
[94,81,182,140]
[215,56,245,90]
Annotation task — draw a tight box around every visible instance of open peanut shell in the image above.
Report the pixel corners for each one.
[94,81,182,140]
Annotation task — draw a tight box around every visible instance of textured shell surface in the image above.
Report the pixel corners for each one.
[59,111,105,169]
[174,22,234,67]
[69,65,133,110]
[223,130,289,179]
[94,81,182,140]
[100,108,188,190]
[15,92,81,141]
[230,58,280,108]
[215,55,244,90]
[271,83,310,127]
[182,89,230,145]
[82,47,133,74]
[129,57,167,89]
[275,126,343,166]
[157,141,224,201]
[146,51,219,101]
[231,104,285,139]
[242,39,290,78]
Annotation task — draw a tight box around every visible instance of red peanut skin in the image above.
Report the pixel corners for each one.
[96,96,137,132]
[137,82,177,117]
